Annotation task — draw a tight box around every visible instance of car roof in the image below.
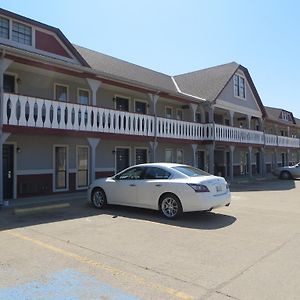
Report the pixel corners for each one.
[132,163,187,168]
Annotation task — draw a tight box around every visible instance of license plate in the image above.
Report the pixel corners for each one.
[216,185,222,192]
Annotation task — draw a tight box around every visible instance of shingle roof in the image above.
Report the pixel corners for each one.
[174,62,239,102]
[74,45,178,93]
[265,106,297,125]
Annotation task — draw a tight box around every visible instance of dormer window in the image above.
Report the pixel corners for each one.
[281,111,290,121]
[12,21,32,45]
[0,17,9,39]
[233,74,245,99]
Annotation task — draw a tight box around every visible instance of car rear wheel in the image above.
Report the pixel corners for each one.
[280,171,292,180]
[160,194,182,219]
[91,188,107,208]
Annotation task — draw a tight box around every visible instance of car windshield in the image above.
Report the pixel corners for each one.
[173,166,210,177]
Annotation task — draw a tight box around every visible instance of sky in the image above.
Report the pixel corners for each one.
[1,0,300,117]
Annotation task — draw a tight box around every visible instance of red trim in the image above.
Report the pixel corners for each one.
[96,171,114,179]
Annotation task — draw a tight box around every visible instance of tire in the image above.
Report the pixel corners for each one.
[159,193,182,219]
[91,188,107,208]
[280,171,292,180]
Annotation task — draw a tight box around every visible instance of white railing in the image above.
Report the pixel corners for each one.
[214,124,265,145]
[156,117,214,140]
[278,136,300,148]
[3,93,300,147]
[3,93,155,137]
[265,134,278,146]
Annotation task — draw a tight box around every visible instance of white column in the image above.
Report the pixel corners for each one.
[0,58,13,206]
[229,111,235,126]
[261,147,266,176]
[207,143,215,174]
[86,78,102,106]
[87,138,100,183]
[207,105,214,123]
[247,115,251,129]
[248,146,253,177]
[149,141,158,163]
[148,93,159,115]
[229,145,235,181]
[189,104,198,122]
[191,144,197,167]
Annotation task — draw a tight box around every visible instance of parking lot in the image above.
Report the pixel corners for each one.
[0,179,300,300]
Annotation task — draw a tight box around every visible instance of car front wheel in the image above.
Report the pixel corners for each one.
[280,171,292,180]
[160,194,182,219]
[91,188,107,208]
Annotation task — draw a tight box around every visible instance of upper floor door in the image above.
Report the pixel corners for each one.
[3,74,15,93]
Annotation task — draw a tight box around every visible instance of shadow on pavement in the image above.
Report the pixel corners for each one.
[230,179,298,192]
[0,200,236,232]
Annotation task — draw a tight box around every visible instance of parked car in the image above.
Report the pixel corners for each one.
[88,163,231,219]
[273,162,300,179]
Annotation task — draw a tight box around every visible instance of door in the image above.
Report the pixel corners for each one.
[135,148,147,165]
[54,146,68,191]
[76,146,89,188]
[3,74,15,93]
[197,151,205,170]
[116,148,130,173]
[3,145,14,199]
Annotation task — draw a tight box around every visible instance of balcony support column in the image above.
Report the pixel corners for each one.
[207,105,214,123]
[229,111,235,126]
[87,138,100,183]
[247,115,251,129]
[149,141,158,163]
[229,145,235,181]
[0,57,13,206]
[248,146,253,178]
[86,78,102,106]
[189,104,198,122]
[273,148,278,169]
[191,144,198,167]
[261,147,266,176]
[148,93,159,149]
[207,143,215,174]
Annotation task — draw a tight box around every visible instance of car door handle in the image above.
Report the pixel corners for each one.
[155,184,162,187]
[129,184,136,187]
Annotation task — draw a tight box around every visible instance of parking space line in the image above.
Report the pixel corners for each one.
[7,231,194,300]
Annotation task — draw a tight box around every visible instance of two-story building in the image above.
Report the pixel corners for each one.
[1,8,300,203]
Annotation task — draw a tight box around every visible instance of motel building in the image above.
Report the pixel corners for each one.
[1,8,300,204]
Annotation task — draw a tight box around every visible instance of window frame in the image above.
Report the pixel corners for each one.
[176,108,183,120]
[54,83,69,102]
[134,98,148,114]
[77,88,90,105]
[176,148,184,164]
[114,94,130,112]
[134,147,148,165]
[76,145,90,190]
[0,16,9,39]
[12,20,32,46]
[53,144,69,192]
[165,106,173,119]
[144,167,172,180]
[114,146,131,174]
[233,74,246,99]
[115,166,145,180]
[165,148,173,163]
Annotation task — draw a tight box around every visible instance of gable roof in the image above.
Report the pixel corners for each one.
[74,45,179,94]
[265,106,297,125]
[174,62,266,117]
[0,8,89,67]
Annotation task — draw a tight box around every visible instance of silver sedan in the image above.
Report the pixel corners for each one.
[273,162,300,179]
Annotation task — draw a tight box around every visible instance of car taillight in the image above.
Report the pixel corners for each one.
[187,183,210,192]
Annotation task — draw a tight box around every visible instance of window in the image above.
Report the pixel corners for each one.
[233,74,245,98]
[195,113,202,123]
[115,148,130,173]
[135,148,148,165]
[12,21,32,45]
[116,167,144,180]
[144,167,171,179]
[54,146,68,190]
[55,84,68,102]
[176,109,183,120]
[78,89,90,105]
[176,149,184,164]
[173,166,209,177]
[165,106,173,119]
[135,100,147,114]
[281,111,290,121]
[3,74,15,93]
[77,146,89,188]
[0,17,9,39]
[165,149,173,163]
[115,96,129,111]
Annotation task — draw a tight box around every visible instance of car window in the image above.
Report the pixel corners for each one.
[144,167,171,179]
[116,167,145,180]
[173,166,210,177]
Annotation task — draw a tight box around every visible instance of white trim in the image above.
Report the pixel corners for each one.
[176,108,183,120]
[114,94,131,111]
[76,145,90,190]
[134,147,149,165]
[54,83,69,102]
[114,146,131,174]
[77,88,90,105]
[3,141,17,199]
[233,74,246,100]
[176,148,184,164]
[53,144,69,192]
[134,98,148,114]
[165,106,173,119]
[165,148,173,163]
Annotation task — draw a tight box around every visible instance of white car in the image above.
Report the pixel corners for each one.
[88,163,231,219]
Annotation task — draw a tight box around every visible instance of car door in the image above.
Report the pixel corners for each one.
[135,167,172,209]
[106,166,145,206]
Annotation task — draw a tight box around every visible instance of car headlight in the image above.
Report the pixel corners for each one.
[187,183,210,192]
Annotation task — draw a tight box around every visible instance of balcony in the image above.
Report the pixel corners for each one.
[3,93,300,148]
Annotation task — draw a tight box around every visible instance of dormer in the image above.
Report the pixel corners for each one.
[279,110,295,123]
[0,9,89,67]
